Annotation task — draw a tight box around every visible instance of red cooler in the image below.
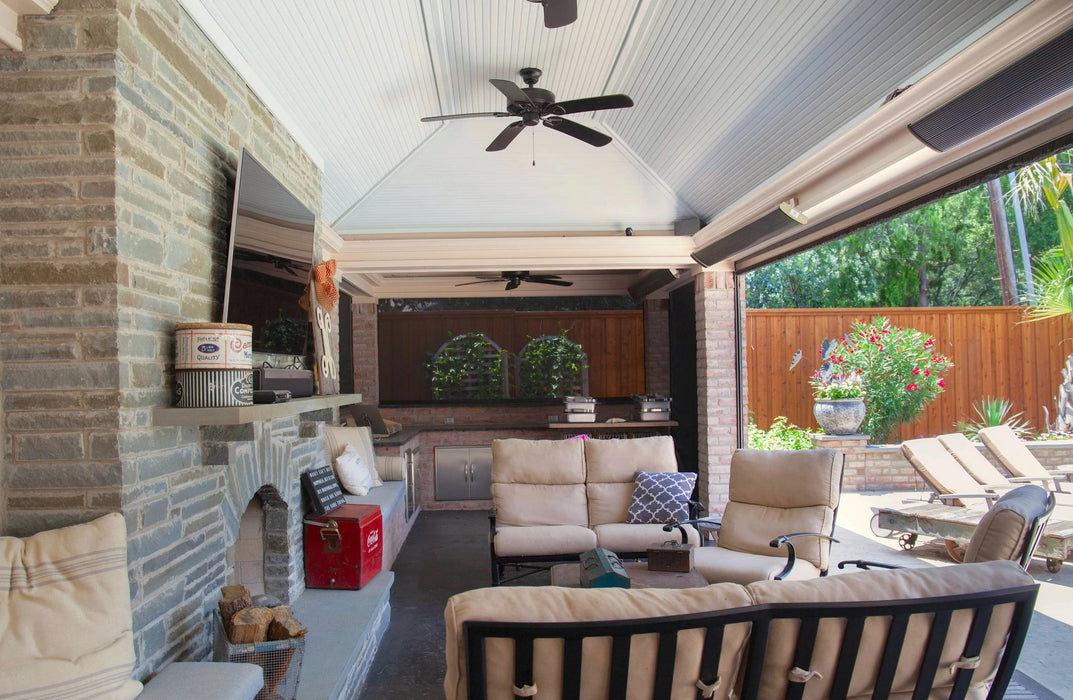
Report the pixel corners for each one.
[304,504,383,589]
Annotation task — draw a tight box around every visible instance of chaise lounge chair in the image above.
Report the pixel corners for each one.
[978,425,1073,494]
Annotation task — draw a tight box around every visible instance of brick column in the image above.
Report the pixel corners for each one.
[695,270,745,511]
[811,434,870,489]
[351,301,379,404]
[643,299,670,395]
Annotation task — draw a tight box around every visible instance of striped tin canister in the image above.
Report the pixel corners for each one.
[174,323,254,407]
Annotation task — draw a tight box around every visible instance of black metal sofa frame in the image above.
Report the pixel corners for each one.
[461,582,1038,700]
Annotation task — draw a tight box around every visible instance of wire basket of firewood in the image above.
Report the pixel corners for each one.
[213,585,307,700]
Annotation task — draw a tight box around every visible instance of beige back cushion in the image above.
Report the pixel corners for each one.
[979,425,1048,478]
[746,560,1034,698]
[492,439,588,526]
[325,425,377,469]
[937,432,1010,486]
[718,449,841,570]
[900,437,982,503]
[965,485,1049,564]
[585,436,678,526]
[444,583,755,700]
[0,513,142,700]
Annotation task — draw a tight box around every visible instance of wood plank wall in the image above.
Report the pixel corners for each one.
[378,310,645,401]
[747,307,1073,441]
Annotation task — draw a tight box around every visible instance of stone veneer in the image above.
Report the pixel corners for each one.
[1,0,327,677]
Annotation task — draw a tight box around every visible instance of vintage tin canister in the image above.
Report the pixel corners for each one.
[175,322,253,370]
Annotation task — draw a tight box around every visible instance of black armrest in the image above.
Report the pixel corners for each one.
[768,532,840,580]
[687,500,706,519]
[837,559,903,571]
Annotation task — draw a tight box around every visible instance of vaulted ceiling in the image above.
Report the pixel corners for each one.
[173,0,1073,299]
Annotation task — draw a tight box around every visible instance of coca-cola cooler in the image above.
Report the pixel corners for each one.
[304,504,383,589]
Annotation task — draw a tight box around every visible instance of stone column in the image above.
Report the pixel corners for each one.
[695,270,745,511]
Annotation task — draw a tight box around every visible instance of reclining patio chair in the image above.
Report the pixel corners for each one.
[842,484,1055,572]
[978,425,1073,494]
[670,448,844,584]
[940,431,1073,513]
[900,437,1005,508]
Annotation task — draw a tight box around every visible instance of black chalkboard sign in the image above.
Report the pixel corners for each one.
[301,466,345,514]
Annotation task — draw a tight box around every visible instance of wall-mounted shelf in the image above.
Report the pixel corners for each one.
[152,393,362,427]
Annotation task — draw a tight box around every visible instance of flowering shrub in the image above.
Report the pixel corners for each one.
[824,317,952,443]
[811,371,865,399]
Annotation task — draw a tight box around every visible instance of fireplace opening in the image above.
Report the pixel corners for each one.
[228,484,294,602]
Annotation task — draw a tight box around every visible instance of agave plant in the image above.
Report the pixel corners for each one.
[956,397,1032,440]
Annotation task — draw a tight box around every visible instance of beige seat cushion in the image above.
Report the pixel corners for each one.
[746,560,1034,699]
[584,436,678,526]
[592,522,699,554]
[901,437,985,505]
[0,513,142,700]
[979,425,1063,480]
[493,524,597,557]
[492,483,589,528]
[444,583,755,700]
[694,545,820,585]
[965,485,1050,564]
[937,432,1010,486]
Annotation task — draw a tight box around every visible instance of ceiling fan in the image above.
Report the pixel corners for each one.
[420,67,633,152]
[456,271,574,291]
[526,0,577,28]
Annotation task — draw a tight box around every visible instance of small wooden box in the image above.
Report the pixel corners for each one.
[579,548,631,588]
[647,541,695,573]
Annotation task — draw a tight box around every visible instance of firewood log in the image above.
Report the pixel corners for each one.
[267,606,308,640]
[218,585,252,627]
[229,606,274,643]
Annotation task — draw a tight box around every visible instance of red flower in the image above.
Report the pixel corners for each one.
[924,338,935,348]
[906,383,920,391]
[911,367,921,376]
[923,368,930,377]
[937,378,945,388]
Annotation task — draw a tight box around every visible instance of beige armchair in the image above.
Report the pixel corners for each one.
[684,448,844,584]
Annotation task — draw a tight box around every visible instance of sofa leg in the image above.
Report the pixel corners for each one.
[491,560,501,586]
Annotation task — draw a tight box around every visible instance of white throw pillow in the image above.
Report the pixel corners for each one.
[334,443,379,496]
[324,425,384,485]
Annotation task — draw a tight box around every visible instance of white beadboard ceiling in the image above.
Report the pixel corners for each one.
[175,0,1073,298]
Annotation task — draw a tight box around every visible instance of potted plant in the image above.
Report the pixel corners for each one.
[811,370,867,436]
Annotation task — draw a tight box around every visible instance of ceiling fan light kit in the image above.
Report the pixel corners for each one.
[421,67,633,152]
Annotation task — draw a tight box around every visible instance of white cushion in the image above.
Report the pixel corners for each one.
[325,426,383,486]
[0,513,142,700]
[334,443,381,496]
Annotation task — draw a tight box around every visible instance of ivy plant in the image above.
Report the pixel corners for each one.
[425,332,508,399]
[517,333,588,399]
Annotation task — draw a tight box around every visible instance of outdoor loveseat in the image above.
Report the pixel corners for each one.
[444,560,1037,699]
[488,435,701,584]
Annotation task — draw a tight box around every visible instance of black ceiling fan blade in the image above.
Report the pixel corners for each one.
[421,111,511,122]
[553,94,634,115]
[543,117,612,147]
[530,277,574,286]
[486,121,526,151]
[490,79,533,106]
[542,0,577,28]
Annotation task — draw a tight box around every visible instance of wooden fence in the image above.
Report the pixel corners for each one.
[378,310,644,401]
[747,307,1073,441]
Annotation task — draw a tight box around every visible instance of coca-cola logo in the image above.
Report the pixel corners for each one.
[198,343,220,354]
[366,530,379,549]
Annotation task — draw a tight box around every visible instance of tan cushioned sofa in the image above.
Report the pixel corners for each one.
[445,560,1037,700]
[489,436,701,584]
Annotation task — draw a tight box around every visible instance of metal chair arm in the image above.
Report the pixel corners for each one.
[768,533,840,580]
[837,559,902,571]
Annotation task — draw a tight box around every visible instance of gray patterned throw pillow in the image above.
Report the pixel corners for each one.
[625,471,697,524]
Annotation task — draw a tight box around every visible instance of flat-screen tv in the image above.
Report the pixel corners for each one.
[222,150,316,357]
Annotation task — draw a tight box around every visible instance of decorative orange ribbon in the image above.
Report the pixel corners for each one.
[301,259,340,311]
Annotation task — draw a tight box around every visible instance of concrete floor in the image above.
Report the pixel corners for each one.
[359,491,1072,699]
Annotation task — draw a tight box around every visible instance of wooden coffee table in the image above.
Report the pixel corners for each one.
[550,561,708,589]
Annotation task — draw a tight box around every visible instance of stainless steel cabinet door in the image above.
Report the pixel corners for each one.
[434,446,493,500]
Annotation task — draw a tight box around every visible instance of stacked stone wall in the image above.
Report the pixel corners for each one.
[1,0,324,677]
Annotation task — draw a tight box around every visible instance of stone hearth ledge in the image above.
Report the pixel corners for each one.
[151,394,362,426]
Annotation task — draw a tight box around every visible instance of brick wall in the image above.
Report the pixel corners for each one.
[1,0,323,677]
[352,301,379,403]
[694,270,744,510]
